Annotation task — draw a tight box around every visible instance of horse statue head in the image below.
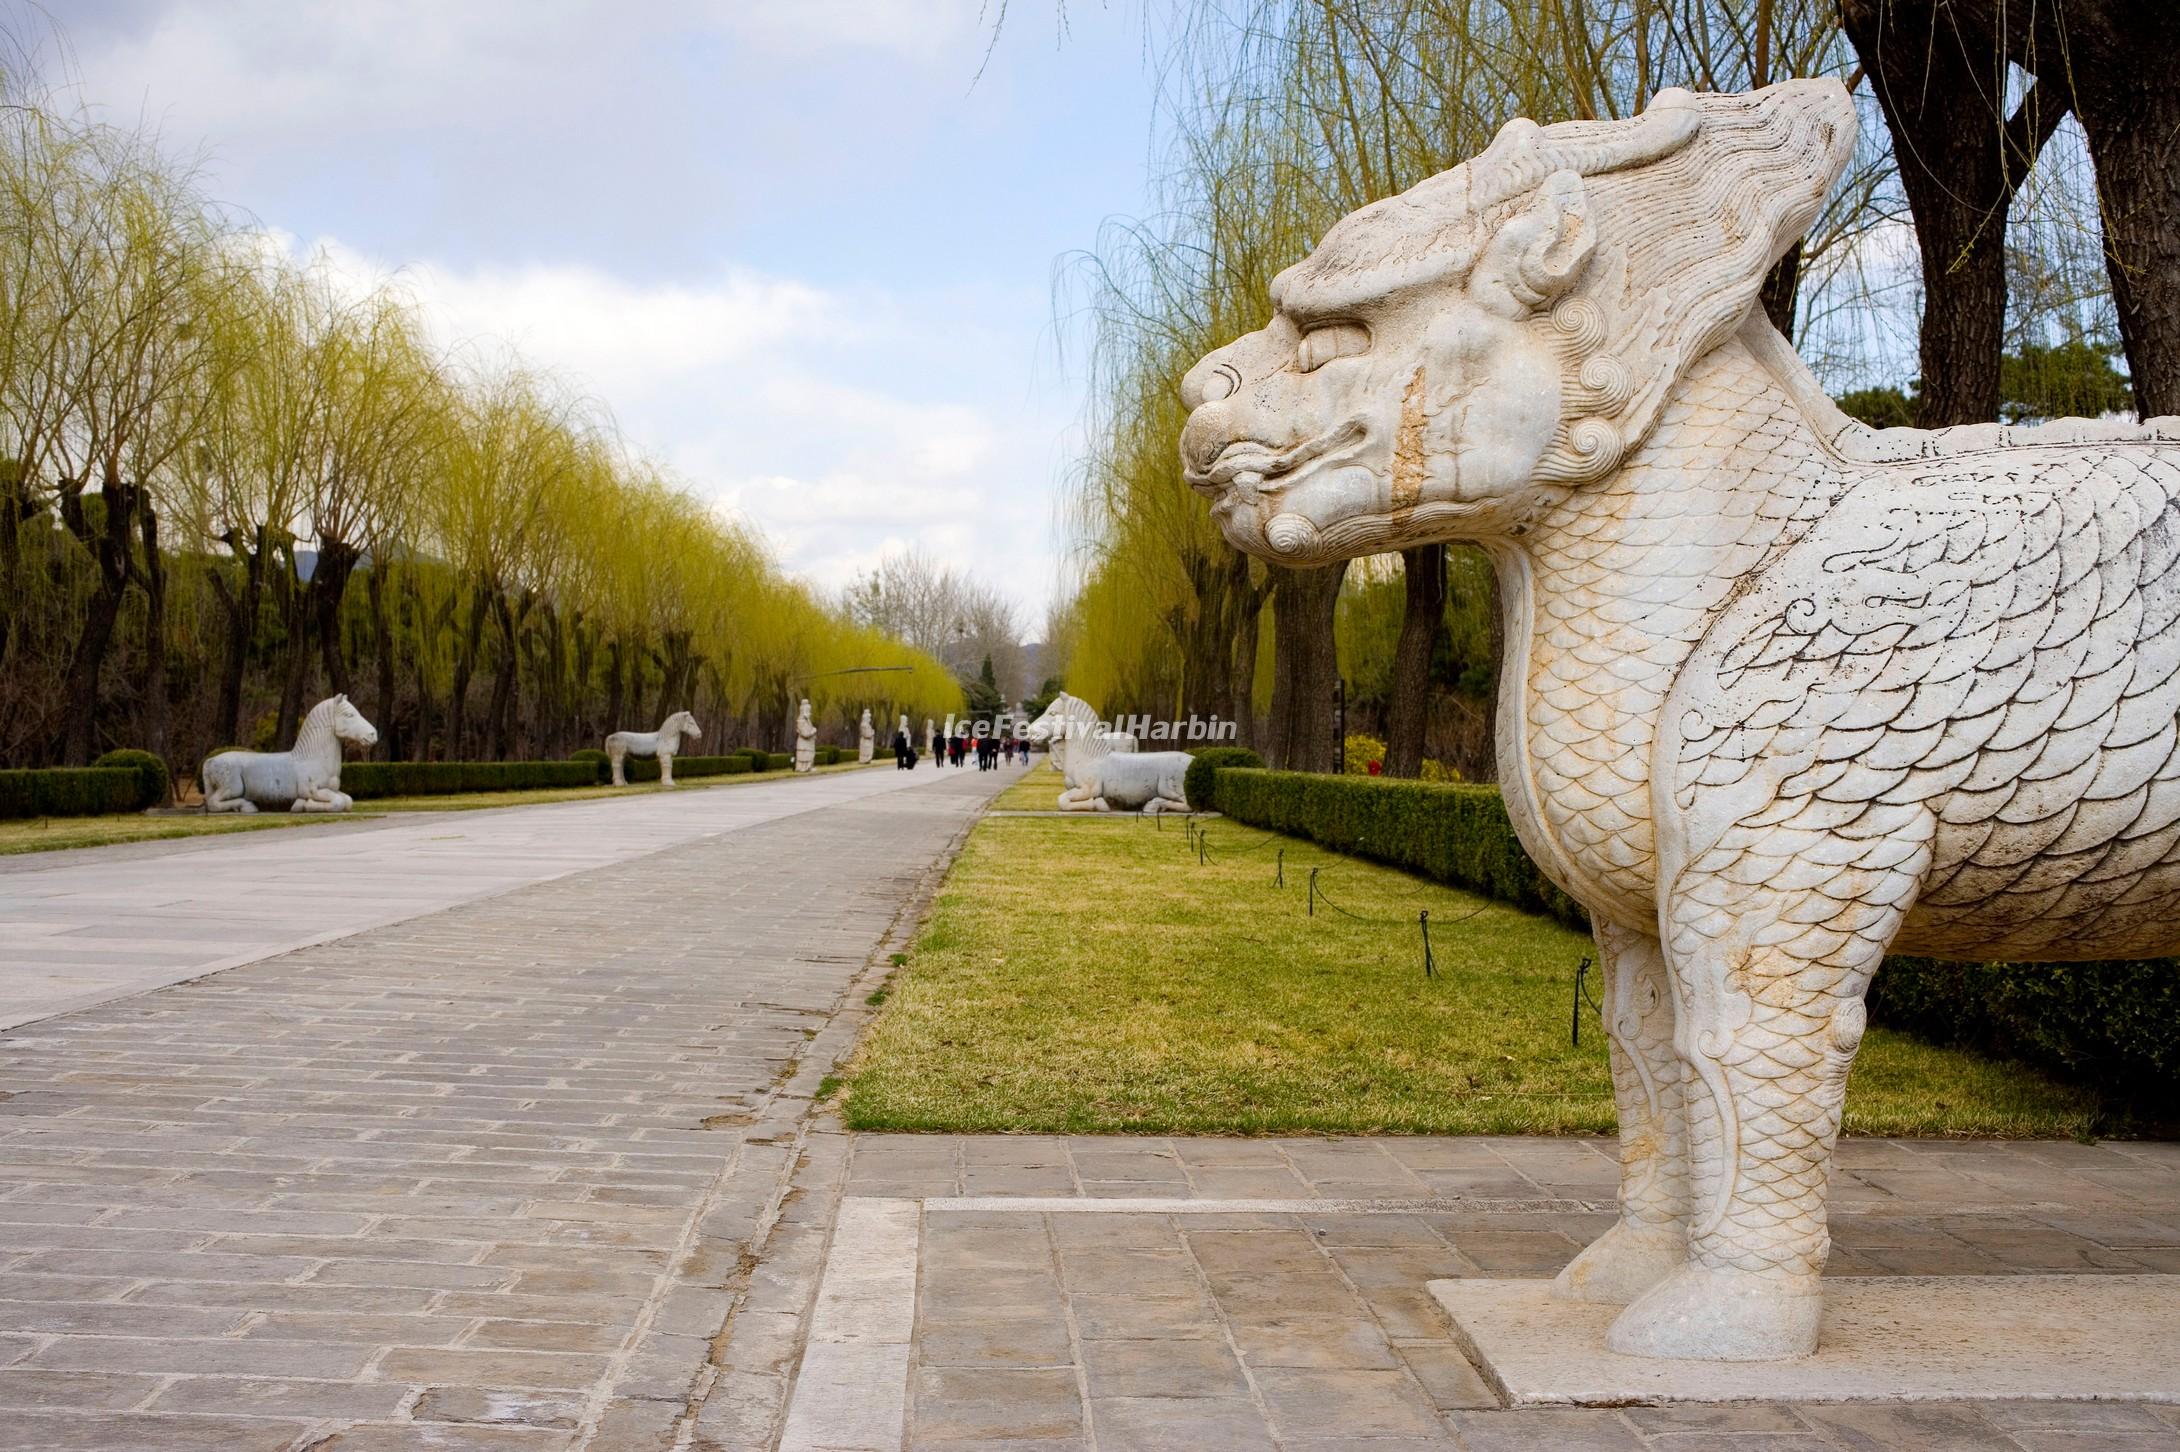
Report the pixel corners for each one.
[659,710,701,745]
[1023,693,1097,746]
[306,694,379,752]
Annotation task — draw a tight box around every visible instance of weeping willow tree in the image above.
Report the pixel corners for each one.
[1056,1,1927,777]
[0,63,960,778]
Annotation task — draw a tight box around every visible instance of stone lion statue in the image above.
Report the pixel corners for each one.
[1181,78,2180,1362]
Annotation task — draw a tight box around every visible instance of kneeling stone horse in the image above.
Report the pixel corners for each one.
[1023,693,1137,808]
[203,695,377,813]
[1181,79,2180,1360]
[605,711,701,786]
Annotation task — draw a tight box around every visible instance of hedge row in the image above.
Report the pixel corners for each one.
[343,760,601,799]
[1209,769,1587,928]
[1209,768,2177,1118]
[0,767,146,820]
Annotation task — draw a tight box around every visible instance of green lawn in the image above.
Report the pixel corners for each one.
[991,761,1067,810]
[0,812,364,856]
[843,815,2098,1138]
[0,760,881,856]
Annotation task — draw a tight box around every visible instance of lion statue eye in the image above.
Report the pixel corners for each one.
[1296,321,1370,373]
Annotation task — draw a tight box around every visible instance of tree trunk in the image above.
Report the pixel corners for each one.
[1758,242,1801,340]
[449,583,489,758]
[209,527,267,748]
[1224,553,1264,751]
[486,592,519,760]
[1841,0,2068,427]
[2073,68,2180,416]
[1262,560,1347,772]
[135,502,170,768]
[603,637,626,736]
[1382,544,1445,778]
[60,478,141,765]
[311,538,360,700]
[368,563,399,761]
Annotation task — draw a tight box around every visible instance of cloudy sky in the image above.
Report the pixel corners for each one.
[28,1,1165,624]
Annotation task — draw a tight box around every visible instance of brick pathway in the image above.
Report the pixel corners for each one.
[0,761,960,1029]
[0,766,1010,1449]
[698,1131,2180,1451]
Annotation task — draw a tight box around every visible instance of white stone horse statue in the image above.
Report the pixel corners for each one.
[1023,693,1137,808]
[202,695,377,813]
[605,710,701,787]
[1079,750,1193,815]
[793,699,817,773]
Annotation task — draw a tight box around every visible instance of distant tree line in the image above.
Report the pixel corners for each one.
[0,58,960,779]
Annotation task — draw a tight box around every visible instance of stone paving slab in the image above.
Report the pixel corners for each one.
[0,761,952,1029]
[696,1130,2180,1450]
[0,765,1010,1450]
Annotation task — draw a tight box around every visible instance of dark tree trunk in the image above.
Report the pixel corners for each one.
[135,502,170,769]
[1224,553,1264,751]
[368,563,399,761]
[2066,44,2180,416]
[311,538,360,700]
[59,478,140,764]
[1382,544,1445,778]
[486,591,521,761]
[1758,242,1802,340]
[603,637,626,736]
[208,527,267,748]
[1842,0,2068,427]
[449,583,489,758]
[1262,559,1347,772]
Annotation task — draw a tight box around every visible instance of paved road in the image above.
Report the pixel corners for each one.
[0,762,964,1029]
[0,762,1018,1448]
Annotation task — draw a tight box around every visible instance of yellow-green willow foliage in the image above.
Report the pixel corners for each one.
[0,71,956,771]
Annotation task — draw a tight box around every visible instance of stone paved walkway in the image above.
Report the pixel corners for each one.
[699,1130,2180,1451]
[0,761,961,1029]
[0,765,1013,1449]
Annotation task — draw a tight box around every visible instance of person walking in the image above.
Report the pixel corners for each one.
[892,724,912,770]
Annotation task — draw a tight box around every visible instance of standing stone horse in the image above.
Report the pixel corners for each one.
[202,695,378,813]
[605,710,701,787]
[1023,694,1137,809]
[1180,79,2180,1360]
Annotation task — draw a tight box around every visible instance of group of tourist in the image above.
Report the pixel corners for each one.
[892,727,1031,770]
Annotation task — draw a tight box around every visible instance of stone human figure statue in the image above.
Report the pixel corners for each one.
[857,708,875,764]
[793,700,817,774]
[1180,79,2180,1362]
[925,718,936,764]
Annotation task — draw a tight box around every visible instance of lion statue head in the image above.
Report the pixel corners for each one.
[1179,80,1855,564]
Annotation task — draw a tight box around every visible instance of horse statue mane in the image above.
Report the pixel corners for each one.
[1181,77,2180,1365]
[1023,693,1138,807]
[604,710,701,787]
[202,695,378,814]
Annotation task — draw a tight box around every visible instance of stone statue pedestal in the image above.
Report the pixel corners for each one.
[1430,1277,2180,1405]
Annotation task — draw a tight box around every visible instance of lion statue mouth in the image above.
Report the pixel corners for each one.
[1185,420,1372,524]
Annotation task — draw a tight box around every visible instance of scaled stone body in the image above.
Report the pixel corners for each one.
[201,695,377,813]
[1181,79,2180,1361]
[604,711,701,787]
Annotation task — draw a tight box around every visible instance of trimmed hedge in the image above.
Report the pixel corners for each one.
[0,767,145,820]
[569,748,610,784]
[343,761,599,799]
[1213,769,1588,929]
[91,749,172,810]
[1213,768,2179,1120]
[765,752,792,771]
[618,754,751,784]
[1184,747,1263,810]
[1871,958,2179,1118]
